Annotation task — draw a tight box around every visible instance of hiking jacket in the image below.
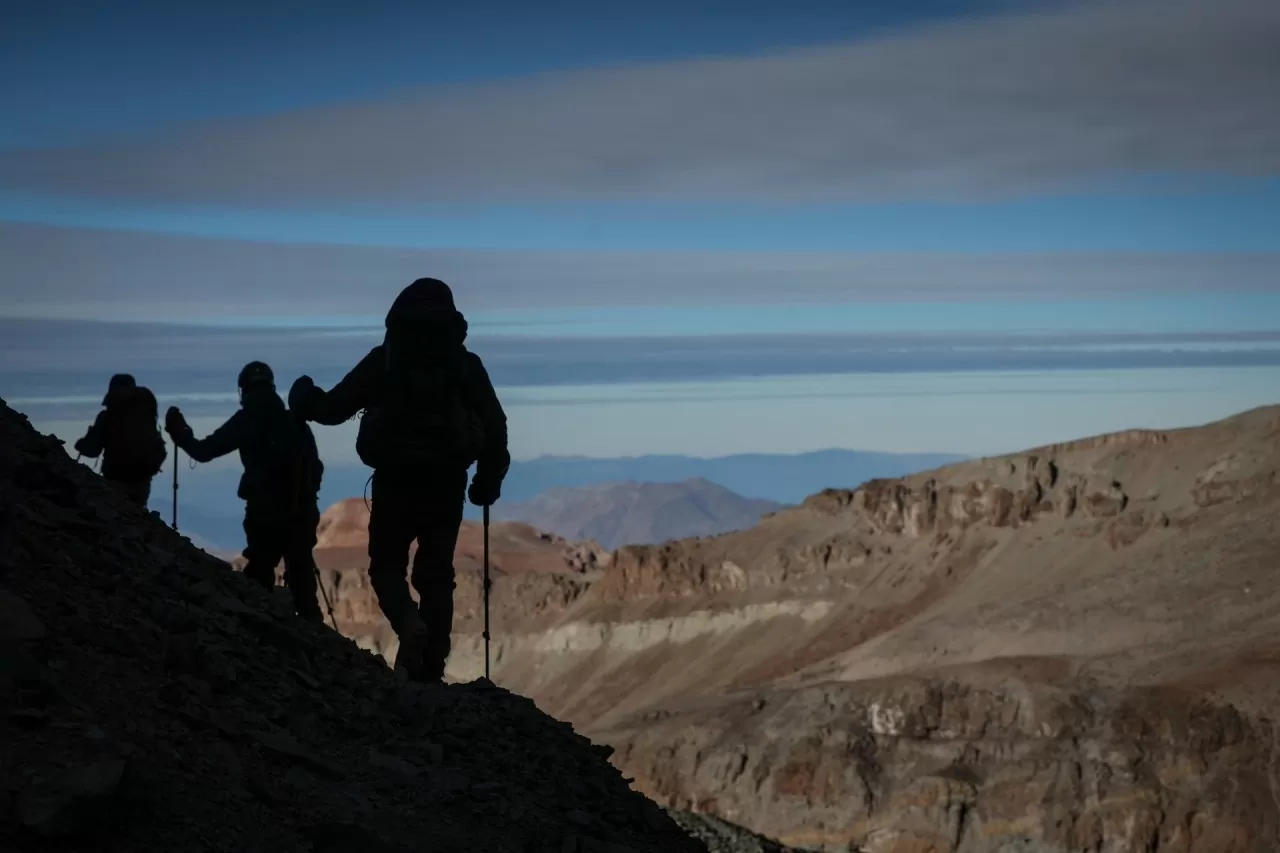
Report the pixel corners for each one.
[299,338,510,487]
[75,385,163,482]
[172,387,324,504]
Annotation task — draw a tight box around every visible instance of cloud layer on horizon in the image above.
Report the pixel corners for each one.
[1,0,1277,205]
[4,222,1280,321]
[6,317,1280,419]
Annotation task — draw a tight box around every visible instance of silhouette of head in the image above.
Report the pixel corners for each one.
[237,361,275,394]
[386,278,455,328]
[102,373,137,405]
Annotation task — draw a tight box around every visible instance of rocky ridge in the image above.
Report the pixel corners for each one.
[440,406,1280,852]
[0,397,707,853]
[582,406,1280,852]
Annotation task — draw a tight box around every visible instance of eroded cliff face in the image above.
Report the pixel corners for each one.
[305,405,1280,852]
[607,677,1279,853]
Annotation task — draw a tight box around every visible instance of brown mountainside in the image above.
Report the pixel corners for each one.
[310,404,1280,852]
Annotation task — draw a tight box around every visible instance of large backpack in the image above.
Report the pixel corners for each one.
[104,387,167,480]
[355,330,485,471]
[246,397,321,507]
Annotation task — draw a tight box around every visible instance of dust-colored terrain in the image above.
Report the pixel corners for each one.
[279,405,1280,851]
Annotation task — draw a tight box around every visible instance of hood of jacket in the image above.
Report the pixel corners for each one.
[384,308,469,374]
[103,385,157,416]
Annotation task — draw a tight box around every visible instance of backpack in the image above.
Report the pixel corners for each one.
[246,395,321,507]
[355,333,485,471]
[104,387,167,480]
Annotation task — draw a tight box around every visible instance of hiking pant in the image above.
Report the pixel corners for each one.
[110,478,151,508]
[241,499,324,625]
[367,467,468,680]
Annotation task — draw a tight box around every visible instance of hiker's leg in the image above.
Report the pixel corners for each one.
[367,472,421,636]
[241,503,284,593]
[123,480,151,507]
[282,502,323,625]
[410,468,468,681]
[110,478,150,507]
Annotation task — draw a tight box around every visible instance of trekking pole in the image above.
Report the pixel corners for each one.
[171,439,179,531]
[483,503,492,681]
[314,566,338,630]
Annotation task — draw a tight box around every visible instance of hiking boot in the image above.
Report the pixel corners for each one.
[394,617,429,682]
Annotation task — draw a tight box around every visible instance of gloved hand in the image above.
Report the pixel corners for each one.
[288,375,317,415]
[73,437,88,456]
[468,473,502,508]
[164,406,190,438]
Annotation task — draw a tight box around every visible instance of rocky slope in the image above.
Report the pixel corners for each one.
[0,397,707,853]
[669,810,807,853]
[492,478,783,550]
[589,405,1280,852]
[306,404,1280,852]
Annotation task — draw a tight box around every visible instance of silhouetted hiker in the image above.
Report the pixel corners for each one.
[291,277,510,683]
[164,361,325,625]
[73,373,167,507]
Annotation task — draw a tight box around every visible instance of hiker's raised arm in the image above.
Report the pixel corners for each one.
[166,407,245,463]
[293,348,380,426]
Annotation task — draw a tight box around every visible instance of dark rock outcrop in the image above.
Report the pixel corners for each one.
[0,397,707,853]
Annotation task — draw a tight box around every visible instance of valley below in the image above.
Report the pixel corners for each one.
[260,405,1280,852]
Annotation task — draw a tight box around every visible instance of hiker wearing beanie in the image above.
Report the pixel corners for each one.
[291,277,510,683]
[164,361,325,625]
[74,373,167,507]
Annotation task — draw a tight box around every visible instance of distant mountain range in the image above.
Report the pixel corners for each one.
[163,448,965,552]
[483,449,966,508]
[492,477,782,550]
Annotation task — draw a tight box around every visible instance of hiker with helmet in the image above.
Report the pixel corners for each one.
[291,277,510,683]
[163,361,326,625]
[74,373,167,507]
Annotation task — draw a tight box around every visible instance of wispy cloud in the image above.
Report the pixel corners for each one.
[0,0,1276,205]
[6,317,1280,419]
[4,222,1280,321]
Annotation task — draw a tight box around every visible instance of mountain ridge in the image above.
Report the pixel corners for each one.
[297,402,1280,852]
[492,478,782,550]
[489,449,967,505]
[166,448,965,551]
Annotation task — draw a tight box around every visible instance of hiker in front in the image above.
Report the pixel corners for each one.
[74,373,167,508]
[164,361,326,625]
[291,277,510,683]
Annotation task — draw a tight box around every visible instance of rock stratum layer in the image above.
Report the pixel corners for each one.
[0,398,707,853]
[310,405,1280,852]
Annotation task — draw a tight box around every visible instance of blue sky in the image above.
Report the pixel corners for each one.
[2,0,1028,147]
[2,0,1279,465]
